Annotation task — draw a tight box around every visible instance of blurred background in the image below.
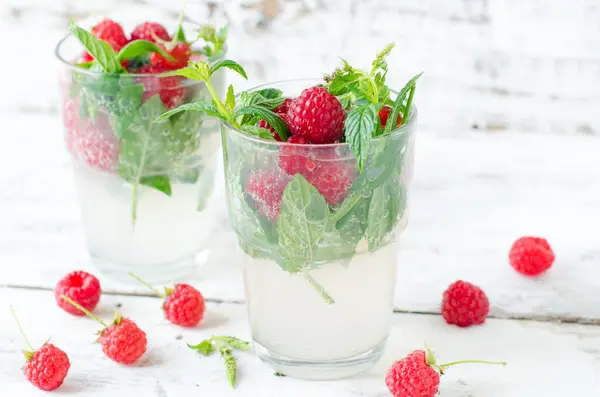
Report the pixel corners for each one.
[1,0,599,318]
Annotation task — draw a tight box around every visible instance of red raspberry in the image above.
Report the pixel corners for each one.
[150,42,192,71]
[379,106,402,128]
[304,161,354,206]
[55,271,101,316]
[78,129,120,172]
[386,350,440,397]
[287,135,309,144]
[163,284,206,327]
[130,22,170,43]
[23,344,70,391]
[100,317,147,365]
[83,19,128,61]
[257,99,293,141]
[287,87,345,144]
[245,170,290,222]
[509,236,555,276]
[441,280,489,327]
[137,64,185,109]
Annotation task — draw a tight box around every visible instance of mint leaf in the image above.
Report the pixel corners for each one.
[140,175,172,196]
[235,106,289,141]
[255,88,283,99]
[162,61,211,81]
[219,345,237,388]
[241,125,276,140]
[209,60,248,80]
[117,40,174,62]
[277,175,330,273]
[188,339,215,356]
[154,100,220,122]
[197,24,228,57]
[237,91,285,110]
[345,103,378,172]
[214,336,251,351]
[75,61,93,69]
[327,73,360,96]
[69,21,123,73]
[385,72,423,133]
[225,84,235,111]
[366,182,405,250]
[174,7,187,42]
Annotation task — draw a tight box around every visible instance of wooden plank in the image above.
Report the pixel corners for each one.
[1,287,599,396]
[1,114,600,320]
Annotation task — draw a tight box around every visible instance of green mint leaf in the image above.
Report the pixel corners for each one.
[255,88,283,99]
[345,103,378,172]
[235,106,289,141]
[197,24,228,56]
[174,7,187,42]
[385,72,423,133]
[140,175,171,196]
[161,61,211,82]
[371,43,395,75]
[68,20,123,73]
[154,100,220,122]
[327,73,360,96]
[209,60,248,80]
[277,174,330,273]
[240,125,276,140]
[219,346,237,388]
[215,25,229,46]
[225,84,236,111]
[237,91,285,110]
[274,372,286,377]
[366,181,406,250]
[188,339,215,356]
[117,40,174,62]
[215,336,251,351]
[75,61,93,69]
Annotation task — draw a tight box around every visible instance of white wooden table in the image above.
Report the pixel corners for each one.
[2,0,600,395]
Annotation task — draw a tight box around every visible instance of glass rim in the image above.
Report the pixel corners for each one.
[223,78,418,149]
[54,31,227,78]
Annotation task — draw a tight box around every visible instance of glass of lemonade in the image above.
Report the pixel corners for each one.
[221,79,417,379]
[55,15,226,283]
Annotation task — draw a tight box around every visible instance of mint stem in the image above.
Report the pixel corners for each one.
[128,272,165,298]
[60,295,108,327]
[303,272,335,304]
[440,360,507,369]
[10,306,34,351]
[400,85,415,126]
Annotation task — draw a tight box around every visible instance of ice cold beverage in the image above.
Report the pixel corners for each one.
[244,240,398,361]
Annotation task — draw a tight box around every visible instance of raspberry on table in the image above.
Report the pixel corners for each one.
[286,86,345,144]
[24,344,71,391]
[245,170,290,222]
[55,270,101,316]
[379,105,402,128]
[386,350,440,397]
[131,22,170,43]
[163,284,206,327]
[100,317,147,365]
[509,236,555,276]
[441,280,489,327]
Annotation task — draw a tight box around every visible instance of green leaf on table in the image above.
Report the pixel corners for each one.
[235,106,289,141]
[154,100,219,122]
[140,175,172,196]
[277,175,331,273]
[219,345,237,388]
[384,72,422,133]
[240,125,276,140]
[345,102,378,172]
[188,339,215,356]
[117,40,174,62]
[214,336,251,351]
[209,60,248,80]
[68,20,123,73]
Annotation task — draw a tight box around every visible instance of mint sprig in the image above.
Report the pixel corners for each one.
[69,20,123,73]
[188,335,250,388]
[196,24,229,58]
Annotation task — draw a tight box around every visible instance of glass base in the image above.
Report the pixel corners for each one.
[89,249,209,284]
[253,338,386,380]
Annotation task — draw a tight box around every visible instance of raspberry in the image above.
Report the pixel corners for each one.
[379,106,402,128]
[24,344,71,391]
[55,271,101,316]
[386,346,506,397]
[257,99,293,141]
[245,170,290,222]
[305,161,354,206]
[137,64,185,109]
[150,42,191,71]
[386,350,439,397]
[100,317,147,365]
[287,135,309,144]
[163,284,206,327]
[83,19,129,61]
[78,129,120,172]
[131,22,170,43]
[286,87,345,144]
[441,280,489,327]
[509,236,554,276]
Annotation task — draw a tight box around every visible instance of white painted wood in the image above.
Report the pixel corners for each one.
[0,113,599,321]
[1,287,599,396]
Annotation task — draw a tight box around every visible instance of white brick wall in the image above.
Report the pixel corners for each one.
[2,0,599,133]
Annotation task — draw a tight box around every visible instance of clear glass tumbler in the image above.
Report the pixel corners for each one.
[221,79,417,379]
[55,21,226,283]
